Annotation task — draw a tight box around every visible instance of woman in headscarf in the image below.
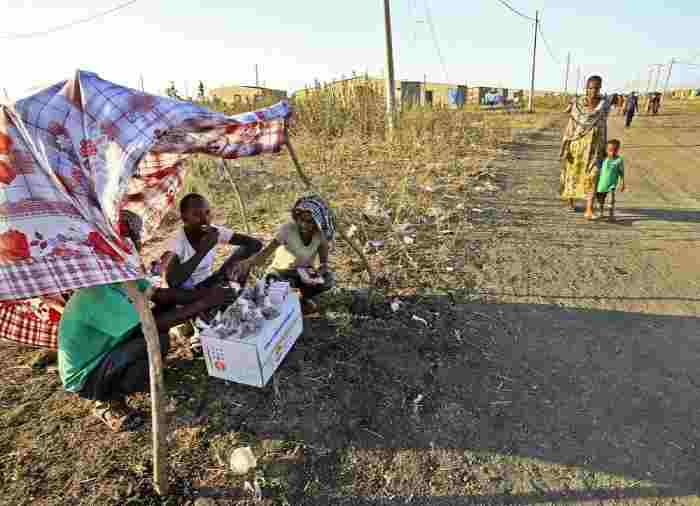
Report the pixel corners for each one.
[559,75,611,219]
[235,194,336,315]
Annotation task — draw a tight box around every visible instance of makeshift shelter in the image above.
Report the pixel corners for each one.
[0,71,287,356]
[0,70,347,495]
[1,70,371,494]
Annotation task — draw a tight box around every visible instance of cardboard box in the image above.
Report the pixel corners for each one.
[200,293,303,387]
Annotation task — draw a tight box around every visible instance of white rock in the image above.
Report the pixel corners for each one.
[230,446,257,475]
[412,315,429,327]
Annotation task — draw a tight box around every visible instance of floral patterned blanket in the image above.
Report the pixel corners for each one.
[0,70,289,348]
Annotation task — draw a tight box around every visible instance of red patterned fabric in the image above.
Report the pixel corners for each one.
[0,299,60,350]
[0,71,289,350]
[0,70,289,303]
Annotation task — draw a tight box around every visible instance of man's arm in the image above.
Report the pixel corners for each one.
[234,239,281,274]
[153,288,237,332]
[165,228,219,288]
[151,285,224,307]
[229,233,263,256]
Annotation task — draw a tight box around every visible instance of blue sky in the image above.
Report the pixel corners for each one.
[3,0,700,98]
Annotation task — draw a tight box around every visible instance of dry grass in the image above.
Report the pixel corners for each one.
[10,85,683,506]
[184,79,553,296]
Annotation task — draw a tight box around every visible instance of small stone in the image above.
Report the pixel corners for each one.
[230,446,258,475]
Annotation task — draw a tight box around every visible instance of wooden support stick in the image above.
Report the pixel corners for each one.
[125,281,169,496]
[285,140,375,286]
[220,160,251,234]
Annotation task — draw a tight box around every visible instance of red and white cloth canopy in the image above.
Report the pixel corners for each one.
[0,70,290,349]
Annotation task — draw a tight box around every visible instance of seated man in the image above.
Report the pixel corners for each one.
[162,193,262,353]
[58,211,238,432]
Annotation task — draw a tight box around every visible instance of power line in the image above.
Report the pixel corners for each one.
[538,22,561,65]
[494,0,536,22]
[424,1,449,82]
[1,0,139,40]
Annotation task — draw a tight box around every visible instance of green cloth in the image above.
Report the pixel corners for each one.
[597,156,624,193]
[58,279,150,392]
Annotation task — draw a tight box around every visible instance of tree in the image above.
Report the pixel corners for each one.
[197,81,205,101]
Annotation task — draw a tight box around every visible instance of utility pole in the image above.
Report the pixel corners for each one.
[576,66,581,96]
[645,67,654,95]
[383,0,397,134]
[139,74,145,93]
[662,58,675,101]
[564,51,571,96]
[255,64,259,87]
[528,10,539,113]
[652,66,662,92]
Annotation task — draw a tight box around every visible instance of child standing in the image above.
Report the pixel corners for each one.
[595,139,625,220]
[236,194,336,315]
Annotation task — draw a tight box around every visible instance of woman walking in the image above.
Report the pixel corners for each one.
[559,75,611,219]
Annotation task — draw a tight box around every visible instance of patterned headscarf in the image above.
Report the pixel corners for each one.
[292,194,336,243]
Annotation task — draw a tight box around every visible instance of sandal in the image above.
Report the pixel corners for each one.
[301,300,319,316]
[93,400,141,432]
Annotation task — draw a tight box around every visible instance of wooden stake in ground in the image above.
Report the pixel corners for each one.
[220,159,251,234]
[383,0,397,134]
[125,281,169,496]
[285,140,375,287]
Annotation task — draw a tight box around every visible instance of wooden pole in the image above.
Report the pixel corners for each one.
[125,281,169,496]
[576,66,581,97]
[285,140,375,286]
[528,11,539,113]
[564,52,570,96]
[220,160,251,234]
[645,67,653,95]
[662,58,675,103]
[383,0,397,134]
[652,65,662,92]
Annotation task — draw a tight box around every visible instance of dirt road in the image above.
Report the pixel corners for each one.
[483,108,700,316]
[460,106,700,502]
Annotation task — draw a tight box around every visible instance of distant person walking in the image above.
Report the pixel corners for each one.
[624,92,639,127]
[560,75,611,219]
[651,92,662,115]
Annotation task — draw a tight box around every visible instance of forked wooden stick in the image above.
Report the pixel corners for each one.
[125,281,169,496]
[285,139,375,286]
[220,159,251,234]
